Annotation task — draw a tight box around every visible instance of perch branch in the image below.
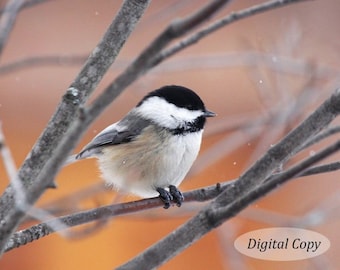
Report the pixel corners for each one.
[4,158,340,253]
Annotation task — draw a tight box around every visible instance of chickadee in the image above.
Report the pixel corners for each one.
[75,85,215,208]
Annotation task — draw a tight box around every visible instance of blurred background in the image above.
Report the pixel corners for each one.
[0,0,339,269]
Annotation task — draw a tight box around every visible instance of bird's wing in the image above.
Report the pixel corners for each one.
[76,117,151,159]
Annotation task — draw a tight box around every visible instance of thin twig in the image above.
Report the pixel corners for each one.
[0,122,17,181]
[0,125,71,238]
[0,55,87,74]
[240,189,340,227]
[152,0,311,67]
[21,183,108,224]
[292,191,340,227]
[297,125,340,153]
[0,0,25,56]
[0,0,54,16]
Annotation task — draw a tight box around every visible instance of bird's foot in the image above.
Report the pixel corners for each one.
[156,186,184,209]
[169,185,184,207]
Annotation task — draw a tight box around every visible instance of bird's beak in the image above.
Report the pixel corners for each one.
[203,110,216,117]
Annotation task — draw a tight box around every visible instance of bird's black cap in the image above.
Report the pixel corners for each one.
[138,85,207,112]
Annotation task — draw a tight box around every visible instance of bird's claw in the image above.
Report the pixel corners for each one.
[169,185,184,207]
[157,186,184,209]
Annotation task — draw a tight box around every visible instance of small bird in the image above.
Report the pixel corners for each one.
[75,85,215,208]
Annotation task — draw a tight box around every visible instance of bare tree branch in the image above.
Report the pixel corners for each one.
[1,124,71,238]
[291,191,340,227]
[0,124,71,238]
[0,122,17,181]
[0,0,54,16]
[0,0,25,56]
[0,55,87,74]
[153,0,312,67]
[298,125,340,152]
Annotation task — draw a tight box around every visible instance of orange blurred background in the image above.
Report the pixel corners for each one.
[0,0,339,269]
